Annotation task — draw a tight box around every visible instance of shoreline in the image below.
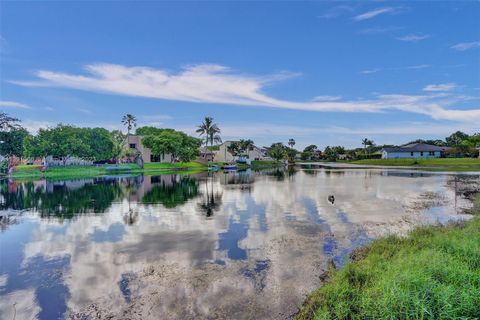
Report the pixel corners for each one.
[6,161,285,180]
[295,191,480,320]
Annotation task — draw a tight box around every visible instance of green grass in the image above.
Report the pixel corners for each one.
[296,197,480,320]
[11,163,141,179]
[350,158,480,171]
[10,160,284,179]
[143,161,205,170]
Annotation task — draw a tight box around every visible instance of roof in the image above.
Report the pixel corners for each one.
[382,143,450,153]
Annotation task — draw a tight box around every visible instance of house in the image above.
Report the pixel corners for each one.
[381,143,450,159]
[126,135,173,163]
[203,141,267,163]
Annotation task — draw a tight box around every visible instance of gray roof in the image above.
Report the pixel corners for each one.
[382,143,450,153]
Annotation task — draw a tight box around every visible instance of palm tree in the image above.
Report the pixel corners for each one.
[288,138,296,148]
[196,116,222,150]
[122,114,137,136]
[362,138,374,158]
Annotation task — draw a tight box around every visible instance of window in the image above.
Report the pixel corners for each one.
[150,154,161,162]
[411,152,414,156]
[429,151,434,156]
[129,143,136,149]
[420,152,424,156]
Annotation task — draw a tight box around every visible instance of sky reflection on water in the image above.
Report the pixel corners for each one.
[0,167,476,319]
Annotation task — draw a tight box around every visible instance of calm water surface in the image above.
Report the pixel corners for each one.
[0,166,477,319]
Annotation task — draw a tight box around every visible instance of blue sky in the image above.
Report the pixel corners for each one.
[1,1,479,149]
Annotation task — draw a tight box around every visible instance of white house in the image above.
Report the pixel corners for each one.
[381,143,450,159]
[205,141,267,163]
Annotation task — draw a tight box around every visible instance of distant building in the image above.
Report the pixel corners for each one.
[201,141,267,163]
[126,135,173,163]
[381,143,450,159]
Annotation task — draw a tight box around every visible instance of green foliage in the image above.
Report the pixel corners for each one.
[267,143,287,161]
[446,131,469,147]
[0,160,7,174]
[23,125,116,162]
[110,130,126,160]
[0,127,30,157]
[0,112,21,131]
[141,128,201,162]
[122,114,137,135]
[323,146,345,161]
[142,176,199,208]
[84,128,115,161]
[196,116,221,148]
[297,215,480,320]
[286,147,298,162]
[302,145,320,161]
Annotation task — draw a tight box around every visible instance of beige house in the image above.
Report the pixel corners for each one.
[210,141,266,163]
[126,135,173,163]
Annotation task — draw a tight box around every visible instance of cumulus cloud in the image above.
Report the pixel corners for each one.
[354,7,395,21]
[11,63,480,122]
[451,41,480,51]
[423,83,457,92]
[396,34,430,42]
[0,100,32,109]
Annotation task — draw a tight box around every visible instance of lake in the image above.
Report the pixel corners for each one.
[0,166,478,320]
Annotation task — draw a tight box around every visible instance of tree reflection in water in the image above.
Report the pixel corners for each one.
[198,172,222,218]
[0,179,123,219]
[141,175,200,208]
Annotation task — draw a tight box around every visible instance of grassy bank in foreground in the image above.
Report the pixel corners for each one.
[297,199,480,320]
[350,158,480,171]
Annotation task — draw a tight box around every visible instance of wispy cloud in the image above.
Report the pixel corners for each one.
[319,5,354,19]
[360,68,380,74]
[359,26,403,35]
[360,64,431,74]
[396,34,430,42]
[11,63,480,123]
[77,108,92,114]
[138,114,173,127]
[354,7,396,21]
[406,64,431,69]
[312,95,342,101]
[450,41,480,51]
[0,100,32,109]
[423,83,457,92]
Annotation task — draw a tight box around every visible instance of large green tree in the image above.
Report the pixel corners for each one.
[24,125,115,163]
[141,128,201,162]
[0,128,29,157]
[446,131,469,147]
[267,143,287,161]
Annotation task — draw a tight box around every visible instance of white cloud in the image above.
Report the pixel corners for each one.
[312,95,341,101]
[11,63,480,123]
[451,41,480,51]
[354,7,395,21]
[0,100,32,109]
[360,69,380,74]
[406,64,430,69]
[318,5,354,19]
[77,108,92,114]
[423,83,457,92]
[396,34,430,42]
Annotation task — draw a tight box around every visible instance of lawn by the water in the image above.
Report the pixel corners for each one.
[10,160,282,179]
[296,196,480,320]
[351,158,480,171]
[11,163,142,179]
